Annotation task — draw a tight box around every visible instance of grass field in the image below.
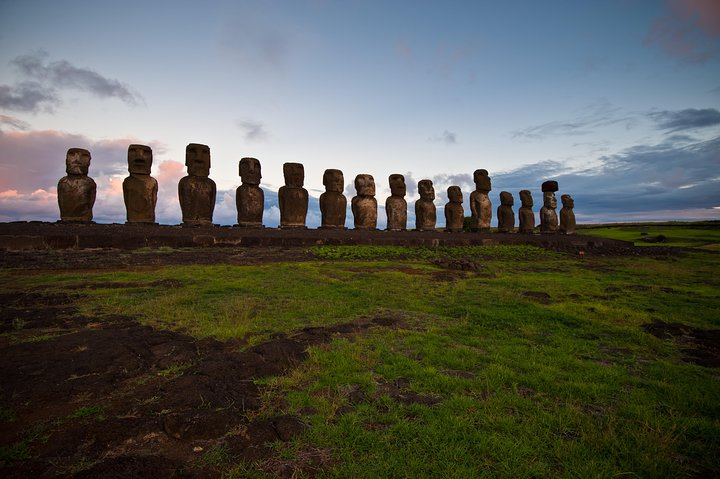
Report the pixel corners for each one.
[579,221,720,250]
[1,229,719,478]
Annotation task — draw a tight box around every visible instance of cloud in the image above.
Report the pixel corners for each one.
[236,119,269,141]
[648,108,720,132]
[429,130,457,145]
[0,81,60,113]
[644,0,720,63]
[0,114,31,131]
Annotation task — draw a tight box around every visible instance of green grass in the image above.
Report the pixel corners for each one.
[579,222,720,249]
[2,242,719,477]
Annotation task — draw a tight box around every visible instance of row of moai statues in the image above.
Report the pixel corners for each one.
[57,144,576,234]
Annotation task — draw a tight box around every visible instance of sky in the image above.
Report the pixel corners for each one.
[1,0,719,227]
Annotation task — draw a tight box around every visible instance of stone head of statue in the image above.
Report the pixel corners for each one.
[500,191,514,206]
[473,169,491,191]
[65,148,91,176]
[323,169,344,193]
[354,174,375,196]
[543,191,557,209]
[239,157,261,185]
[561,194,574,208]
[283,162,304,187]
[389,174,406,197]
[447,186,463,203]
[418,179,435,200]
[519,190,533,207]
[185,143,211,177]
[127,144,152,175]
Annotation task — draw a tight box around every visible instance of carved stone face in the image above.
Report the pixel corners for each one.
[473,169,491,191]
[66,148,91,175]
[447,186,462,203]
[543,191,557,209]
[388,174,406,197]
[500,191,514,206]
[417,180,434,200]
[283,162,304,187]
[128,144,152,175]
[323,169,344,192]
[239,157,261,185]
[186,143,211,177]
[519,190,533,207]
[561,194,574,208]
[355,174,375,196]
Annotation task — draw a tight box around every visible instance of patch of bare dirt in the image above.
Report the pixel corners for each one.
[642,320,720,368]
[0,291,401,478]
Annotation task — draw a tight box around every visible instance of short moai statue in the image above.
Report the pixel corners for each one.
[236,157,264,227]
[415,179,436,231]
[178,143,216,226]
[351,174,377,229]
[444,186,464,232]
[540,180,559,234]
[385,174,407,231]
[319,168,347,229]
[496,191,515,233]
[559,194,576,235]
[58,148,96,222]
[518,190,535,234]
[469,169,492,232]
[123,144,157,224]
[278,163,309,228]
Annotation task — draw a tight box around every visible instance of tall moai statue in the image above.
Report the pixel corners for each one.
[415,179,436,231]
[319,168,347,229]
[58,148,96,222]
[444,186,464,232]
[496,191,515,233]
[278,162,308,228]
[236,157,264,227]
[123,144,157,224]
[470,169,492,232]
[351,174,377,229]
[385,174,407,231]
[559,194,576,235]
[540,180,559,234]
[518,190,535,234]
[179,143,216,226]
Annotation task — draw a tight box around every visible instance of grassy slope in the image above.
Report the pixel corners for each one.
[579,222,720,249]
[1,243,719,478]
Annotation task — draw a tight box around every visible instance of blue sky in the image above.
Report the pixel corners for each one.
[1,0,718,227]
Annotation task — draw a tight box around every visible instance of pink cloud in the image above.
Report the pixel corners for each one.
[645,0,720,63]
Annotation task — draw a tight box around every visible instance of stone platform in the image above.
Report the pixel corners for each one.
[0,222,631,251]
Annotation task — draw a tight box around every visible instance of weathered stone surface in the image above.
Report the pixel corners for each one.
[58,148,96,222]
[386,174,407,231]
[236,157,264,227]
[469,169,492,232]
[352,174,377,230]
[518,189,535,234]
[496,191,515,233]
[415,179,436,231]
[541,180,559,192]
[123,144,158,224]
[179,143,216,226]
[444,186,464,232]
[278,163,308,228]
[540,187,559,234]
[319,169,346,229]
[559,194,576,235]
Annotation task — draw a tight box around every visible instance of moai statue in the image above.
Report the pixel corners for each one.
[351,174,377,229]
[415,179,436,231]
[319,168,347,229]
[444,186,464,232]
[559,194,576,235]
[178,143,216,226]
[123,144,157,224]
[386,174,407,231]
[236,157,264,227]
[496,191,515,233]
[58,148,96,222]
[540,180,559,234]
[278,162,308,228]
[518,190,535,234]
[469,169,492,232]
